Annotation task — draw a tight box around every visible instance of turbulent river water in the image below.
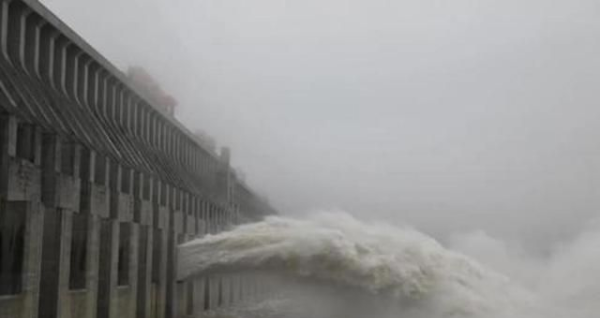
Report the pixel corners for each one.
[178,212,600,318]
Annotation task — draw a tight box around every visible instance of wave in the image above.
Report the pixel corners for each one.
[178,211,548,317]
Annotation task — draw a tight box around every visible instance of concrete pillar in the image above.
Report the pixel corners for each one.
[183,276,194,317]
[13,201,44,318]
[193,277,206,315]
[229,274,239,305]
[40,133,61,207]
[37,133,62,318]
[85,213,101,318]
[108,159,121,220]
[164,220,175,318]
[56,210,74,318]
[220,275,231,307]
[208,276,220,310]
[75,144,101,318]
[149,225,167,318]
[0,115,16,198]
[149,180,169,318]
[119,222,140,318]
[136,225,151,318]
[95,218,118,318]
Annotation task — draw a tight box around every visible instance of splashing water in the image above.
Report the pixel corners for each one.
[178,211,600,318]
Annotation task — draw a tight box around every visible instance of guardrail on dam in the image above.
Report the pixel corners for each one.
[0,0,277,317]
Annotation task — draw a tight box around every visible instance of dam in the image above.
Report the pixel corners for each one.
[0,0,277,317]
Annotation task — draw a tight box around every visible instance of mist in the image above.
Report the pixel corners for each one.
[178,211,600,318]
[41,0,600,251]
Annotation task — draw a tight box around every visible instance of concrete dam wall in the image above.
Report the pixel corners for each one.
[0,0,276,317]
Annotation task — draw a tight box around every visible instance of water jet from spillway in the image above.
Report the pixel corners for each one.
[178,211,600,318]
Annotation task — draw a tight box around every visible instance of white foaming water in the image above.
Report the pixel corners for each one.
[179,211,599,318]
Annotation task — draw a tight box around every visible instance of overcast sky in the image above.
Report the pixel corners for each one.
[41,0,600,250]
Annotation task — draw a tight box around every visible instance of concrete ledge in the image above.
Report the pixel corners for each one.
[58,175,81,210]
[116,287,133,318]
[0,295,23,318]
[7,159,41,201]
[136,199,153,225]
[154,205,169,230]
[64,290,88,318]
[116,193,133,222]
[89,184,109,218]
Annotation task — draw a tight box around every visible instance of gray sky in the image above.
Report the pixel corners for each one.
[42,0,600,249]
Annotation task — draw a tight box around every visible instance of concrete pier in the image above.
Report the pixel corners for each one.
[0,1,277,318]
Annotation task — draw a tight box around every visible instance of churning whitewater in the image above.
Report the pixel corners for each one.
[178,212,599,318]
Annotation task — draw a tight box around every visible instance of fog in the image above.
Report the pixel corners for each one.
[41,0,600,251]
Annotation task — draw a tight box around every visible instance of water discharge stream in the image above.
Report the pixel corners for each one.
[178,212,600,318]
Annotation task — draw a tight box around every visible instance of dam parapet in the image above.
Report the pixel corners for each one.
[0,0,276,317]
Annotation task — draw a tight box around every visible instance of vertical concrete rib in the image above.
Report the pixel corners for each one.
[22,10,40,74]
[5,1,27,66]
[0,1,10,62]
